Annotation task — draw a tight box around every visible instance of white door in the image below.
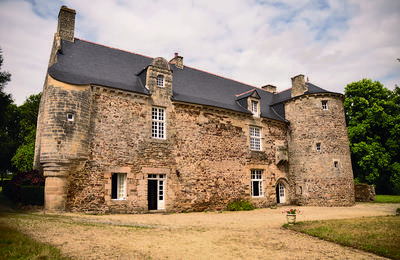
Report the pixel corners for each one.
[158,178,165,210]
[279,183,286,203]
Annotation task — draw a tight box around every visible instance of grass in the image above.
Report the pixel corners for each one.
[0,190,68,259]
[375,195,400,203]
[0,222,69,259]
[285,216,400,259]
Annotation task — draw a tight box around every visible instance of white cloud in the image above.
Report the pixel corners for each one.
[0,0,399,105]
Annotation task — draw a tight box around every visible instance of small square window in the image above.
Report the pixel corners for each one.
[67,113,74,121]
[322,101,328,110]
[334,161,339,168]
[157,75,164,87]
[316,143,321,152]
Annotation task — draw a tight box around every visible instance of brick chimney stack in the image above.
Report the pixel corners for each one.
[57,6,76,42]
[291,74,307,98]
[169,52,183,69]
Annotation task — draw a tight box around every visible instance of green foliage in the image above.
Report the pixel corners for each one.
[227,199,254,211]
[344,79,400,194]
[21,186,44,205]
[11,129,36,172]
[3,170,44,203]
[286,216,400,259]
[0,47,18,175]
[374,195,400,203]
[0,223,68,259]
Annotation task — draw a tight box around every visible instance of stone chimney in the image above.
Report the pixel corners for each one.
[291,74,307,98]
[169,52,183,69]
[57,6,76,42]
[262,84,277,93]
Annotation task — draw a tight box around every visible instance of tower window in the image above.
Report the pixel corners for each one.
[334,161,339,168]
[157,75,164,87]
[67,113,74,121]
[322,100,328,110]
[316,143,321,152]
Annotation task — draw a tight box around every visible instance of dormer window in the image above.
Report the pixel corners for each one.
[157,75,164,87]
[251,100,259,116]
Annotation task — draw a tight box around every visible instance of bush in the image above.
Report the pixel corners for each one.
[21,186,44,205]
[227,200,254,211]
[3,170,44,202]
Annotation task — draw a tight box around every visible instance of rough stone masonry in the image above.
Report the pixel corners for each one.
[34,6,355,213]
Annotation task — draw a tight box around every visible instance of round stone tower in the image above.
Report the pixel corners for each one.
[285,75,355,206]
[34,6,91,211]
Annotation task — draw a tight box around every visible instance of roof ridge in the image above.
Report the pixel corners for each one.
[172,63,258,89]
[74,38,155,60]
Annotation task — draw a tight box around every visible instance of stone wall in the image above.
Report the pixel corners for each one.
[354,183,376,202]
[63,84,289,213]
[285,94,355,206]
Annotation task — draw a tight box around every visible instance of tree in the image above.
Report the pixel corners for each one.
[0,48,18,182]
[344,79,400,194]
[11,93,41,172]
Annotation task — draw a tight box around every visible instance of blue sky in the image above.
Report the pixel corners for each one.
[0,0,399,105]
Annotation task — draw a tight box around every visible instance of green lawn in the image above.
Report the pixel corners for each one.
[0,222,69,259]
[375,195,400,203]
[285,216,400,259]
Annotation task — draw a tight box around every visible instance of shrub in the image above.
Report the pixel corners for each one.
[227,199,254,211]
[21,186,44,205]
[4,170,44,202]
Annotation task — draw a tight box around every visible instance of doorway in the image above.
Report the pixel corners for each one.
[276,183,286,204]
[148,174,165,210]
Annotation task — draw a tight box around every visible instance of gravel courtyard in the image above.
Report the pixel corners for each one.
[1,203,399,259]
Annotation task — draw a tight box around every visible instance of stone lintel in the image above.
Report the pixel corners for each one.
[142,167,170,174]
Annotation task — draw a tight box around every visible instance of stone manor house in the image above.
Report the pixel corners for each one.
[34,6,355,213]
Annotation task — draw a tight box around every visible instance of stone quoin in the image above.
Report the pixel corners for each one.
[34,6,355,213]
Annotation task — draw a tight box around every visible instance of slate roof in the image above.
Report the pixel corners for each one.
[48,38,337,123]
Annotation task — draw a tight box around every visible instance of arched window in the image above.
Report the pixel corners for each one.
[157,75,164,87]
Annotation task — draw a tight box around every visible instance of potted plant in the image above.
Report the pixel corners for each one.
[283,208,300,224]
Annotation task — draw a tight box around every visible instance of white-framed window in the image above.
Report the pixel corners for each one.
[251,100,259,116]
[251,170,263,197]
[111,173,126,200]
[322,100,328,110]
[250,126,261,151]
[152,107,165,139]
[157,75,164,87]
[316,143,321,152]
[67,113,74,122]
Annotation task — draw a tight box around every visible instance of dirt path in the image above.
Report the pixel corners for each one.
[1,203,399,259]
